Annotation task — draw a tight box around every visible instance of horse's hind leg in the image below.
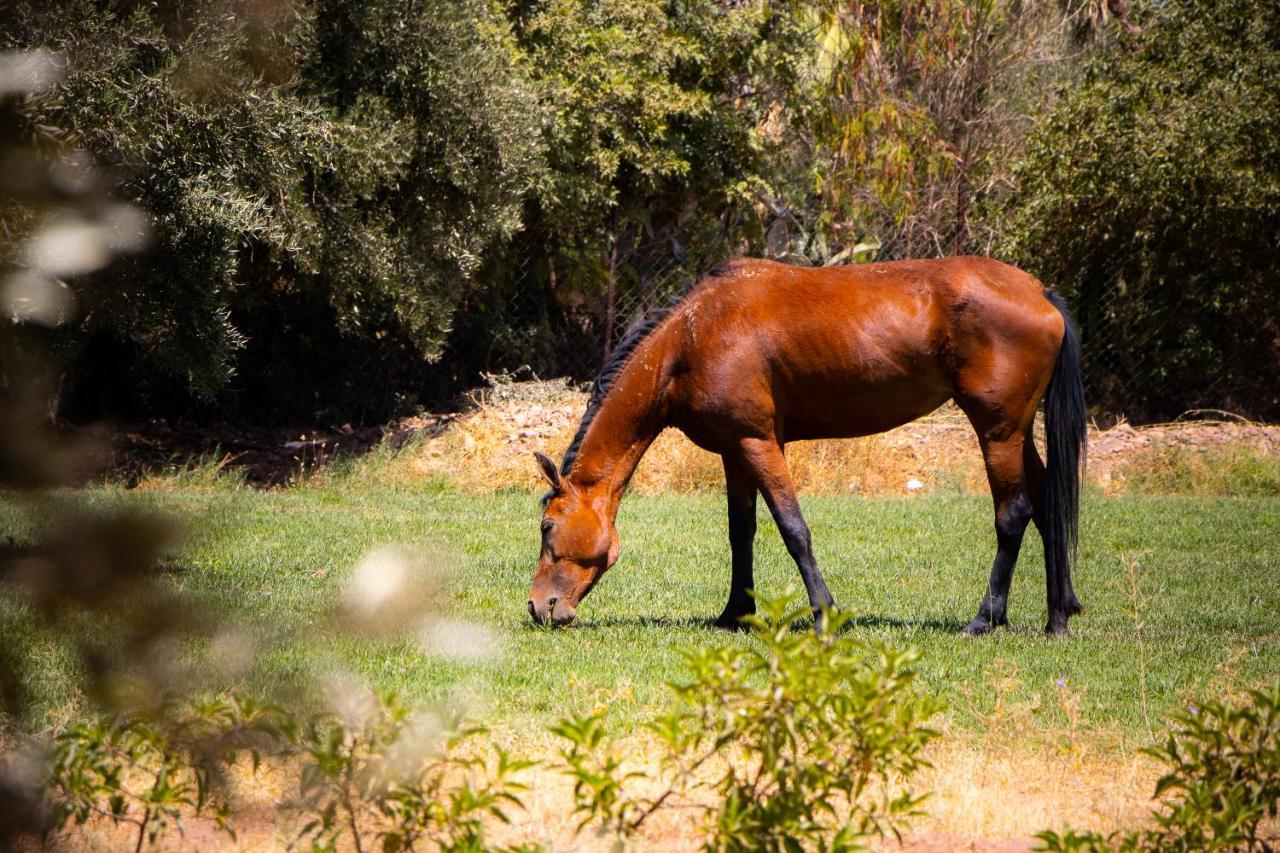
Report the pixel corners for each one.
[715,456,758,629]
[965,428,1035,636]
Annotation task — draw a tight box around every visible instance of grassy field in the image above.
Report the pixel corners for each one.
[5,485,1278,756]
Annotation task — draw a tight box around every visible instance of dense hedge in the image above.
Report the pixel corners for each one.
[1003,0,1280,420]
[2,0,1277,423]
[3,0,544,420]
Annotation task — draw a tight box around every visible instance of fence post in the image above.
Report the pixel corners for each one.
[603,212,619,361]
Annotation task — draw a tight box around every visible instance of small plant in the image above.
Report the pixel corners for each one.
[48,689,539,852]
[554,593,940,850]
[282,688,535,853]
[50,694,280,851]
[1037,683,1280,852]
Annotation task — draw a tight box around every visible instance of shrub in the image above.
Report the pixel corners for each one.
[1037,683,1280,852]
[1003,0,1280,420]
[47,689,539,852]
[3,0,544,420]
[50,694,281,850]
[554,593,940,850]
[281,688,535,853]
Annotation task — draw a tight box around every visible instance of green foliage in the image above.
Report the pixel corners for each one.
[4,0,542,407]
[1004,0,1280,419]
[448,0,815,382]
[553,593,940,850]
[280,689,535,853]
[803,0,1058,256]
[522,0,804,229]
[2,0,821,419]
[51,694,281,850]
[48,689,538,852]
[7,0,1274,422]
[1037,684,1280,852]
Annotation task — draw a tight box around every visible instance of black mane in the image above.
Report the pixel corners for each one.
[560,282,698,476]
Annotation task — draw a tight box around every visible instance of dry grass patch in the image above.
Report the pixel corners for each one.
[343,381,1278,498]
[378,386,990,497]
[54,732,1163,852]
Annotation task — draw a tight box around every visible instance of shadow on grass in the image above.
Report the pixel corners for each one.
[520,612,970,634]
[845,613,970,634]
[520,614,722,632]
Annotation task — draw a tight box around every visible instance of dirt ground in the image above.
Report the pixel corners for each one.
[116,379,1278,495]
[51,736,1165,852]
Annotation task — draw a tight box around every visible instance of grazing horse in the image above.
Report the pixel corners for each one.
[528,256,1086,635]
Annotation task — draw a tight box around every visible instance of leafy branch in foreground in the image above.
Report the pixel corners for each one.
[554,593,941,850]
[281,688,536,853]
[50,694,283,851]
[47,688,540,852]
[1037,683,1280,852]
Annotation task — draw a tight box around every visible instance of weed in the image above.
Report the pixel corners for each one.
[50,694,280,850]
[1113,444,1280,497]
[1037,683,1280,851]
[281,689,535,853]
[553,593,940,850]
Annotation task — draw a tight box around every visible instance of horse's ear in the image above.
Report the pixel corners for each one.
[533,451,561,491]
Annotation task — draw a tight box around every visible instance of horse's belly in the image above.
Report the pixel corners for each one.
[780,376,951,440]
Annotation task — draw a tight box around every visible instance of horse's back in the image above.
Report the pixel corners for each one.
[692,255,1060,363]
[668,256,1064,443]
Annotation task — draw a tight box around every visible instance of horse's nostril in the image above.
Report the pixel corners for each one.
[547,596,558,611]
[527,599,537,621]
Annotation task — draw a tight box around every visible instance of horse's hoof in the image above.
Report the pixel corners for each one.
[1044,619,1071,636]
[962,617,1004,636]
[714,612,752,631]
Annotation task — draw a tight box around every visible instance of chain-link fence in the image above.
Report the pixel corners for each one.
[468,232,707,383]
[473,223,1269,424]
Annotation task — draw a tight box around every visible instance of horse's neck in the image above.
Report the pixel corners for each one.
[565,332,673,516]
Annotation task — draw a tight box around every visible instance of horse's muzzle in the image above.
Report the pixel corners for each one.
[528,596,576,627]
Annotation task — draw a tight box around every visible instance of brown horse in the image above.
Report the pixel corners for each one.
[529,256,1086,635]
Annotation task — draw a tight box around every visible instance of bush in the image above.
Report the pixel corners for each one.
[51,695,283,849]
[3,0,543,419]
[281,688,535,853]
[1003,0,1280,420]
[48,689,538,852]
[1037,684,1280,852]
[553,593,940,850]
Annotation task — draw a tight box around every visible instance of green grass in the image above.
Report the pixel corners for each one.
[1115,443,1280,496]
[3,488,1278,751]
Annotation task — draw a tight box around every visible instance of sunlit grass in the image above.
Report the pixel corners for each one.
[3,488,1277,755]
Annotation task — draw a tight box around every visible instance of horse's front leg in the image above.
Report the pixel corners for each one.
[738,437,836,628]
[715,456,758,629]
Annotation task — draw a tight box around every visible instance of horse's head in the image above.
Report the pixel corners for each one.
[527,452,618,626]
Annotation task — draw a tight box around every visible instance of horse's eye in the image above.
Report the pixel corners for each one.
[541,520,553,536]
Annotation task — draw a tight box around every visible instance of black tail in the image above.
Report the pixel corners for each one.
[1042,291,1087,629]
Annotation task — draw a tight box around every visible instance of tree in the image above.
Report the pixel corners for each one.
[478,0,810,362]
[1003,0,1280,419]
[803,0,1063,259]
[2,0,544,419]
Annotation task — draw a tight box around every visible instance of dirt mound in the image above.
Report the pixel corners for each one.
[114,381,1280,495]
[374,383,1280,497]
